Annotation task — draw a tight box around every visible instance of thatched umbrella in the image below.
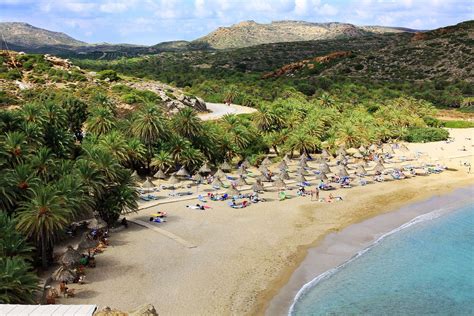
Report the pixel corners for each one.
[168,174,180,194]
[259,173,272,182]
[52,265,76,283]
[198,162,212,174]
[131,170,139,183]
[278,160,288,170]
[315,172,328,180]
[319,162,331,174]
[141,177,156,192]
[153,169,166,180]
[226,186,240,196]
[214,168,226,179]
[369,144,378,152]
[339,167,350,177]
[261,156,272,166]
[211,177,223,189]
[279,169,290,180]
[193,173,204,192]
[235,176,248,187]
[383,144,395,154]
[322,149,331,160]
[77,233,99,255]
[259,165,269,174]
[299,152,308,161]
[357,165,367,175]
[373,162,385,173]
[273,177,286,189]
[283,154,291,164]
[241,158,251,169]
[336,153,345,162]
[87,217,107,230]
[295,174,307,184]
[296,167,309,176]
[336,147,347,156]
[346,148,359,155]
[176,166,190,178]
[220,161,232,172]
[353,152,364,159]
[252,180,264,192]
[237,166,247,176]
[60,246,82,268]
[358,145,367,153]
[298,159,308,168]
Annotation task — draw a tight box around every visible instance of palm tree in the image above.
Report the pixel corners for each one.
[131,104,165,146]
[99,130,129,163]
[125,138,146,169]
[179,147,205,171]
[16,185,72,268]
[0,257,39,303]
[253,105,283,132]
[151,150,173,172]
[85,107,116,136]
[29,147,55,181]
[172,107,202,140]
[284,130,319,156]
[1,131,29,167]
[0,213,34,260]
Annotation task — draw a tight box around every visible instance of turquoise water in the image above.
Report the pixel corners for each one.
[291,202,474,316]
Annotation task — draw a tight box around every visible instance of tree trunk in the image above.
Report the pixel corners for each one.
[272,145,279,156]
[41,231,47,268]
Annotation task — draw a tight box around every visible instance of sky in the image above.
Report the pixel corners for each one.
[0,0,472,45]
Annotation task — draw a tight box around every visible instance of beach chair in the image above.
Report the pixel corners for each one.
[279,191,288,201]
[198,195,206,202]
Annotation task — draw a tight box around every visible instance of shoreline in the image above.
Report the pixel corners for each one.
[260,179,474,315]
[264,184,474,316]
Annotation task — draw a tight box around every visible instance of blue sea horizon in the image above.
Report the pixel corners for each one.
[291,201,474,316]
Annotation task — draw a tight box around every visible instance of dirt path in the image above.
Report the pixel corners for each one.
[199,102,257,120]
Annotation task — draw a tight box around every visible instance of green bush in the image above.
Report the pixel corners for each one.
[403,127,449,143]
[122,93,138,104]
[97,69,119,81]
[441,120,474,128]
[423,116,442,127]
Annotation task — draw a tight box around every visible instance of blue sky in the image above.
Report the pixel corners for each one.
[1,0,472,45]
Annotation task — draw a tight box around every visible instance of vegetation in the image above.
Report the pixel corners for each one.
[441,120,474,128]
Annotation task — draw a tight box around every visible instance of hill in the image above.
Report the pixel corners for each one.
[194,20,416,49]
[0,22,86,48]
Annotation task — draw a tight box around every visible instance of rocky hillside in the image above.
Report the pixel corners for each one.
[0,50,207,114]
[194,20,416,49]
[0,22,86,48]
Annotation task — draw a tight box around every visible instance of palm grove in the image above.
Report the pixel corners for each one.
[0,55,448,304]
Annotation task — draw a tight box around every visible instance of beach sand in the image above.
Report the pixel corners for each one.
[61,128,474,315]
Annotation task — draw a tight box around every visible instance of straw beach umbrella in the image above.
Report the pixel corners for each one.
[60,246,82,268]
[220,161,232,172]
[295,174,307,184]
[87,217,107,230]
[235,176,248,187]
[193,173,204,192]
[358,145,367,153]
[296,167,309,176]
[357,165,367,175]
[319,162,331,174]
[336,147,347,156]
[252,180,264,193]
[211,177,223,189]
[226,186,240,196]
[298,159,308,168]
[273,177,286,189]
[283,154,291,164]
[154,169,166,180]
[278,160,288,170]
[241,158,251,169]
[259,164,269,173]
[214,168,226,179]
[198,162,212,174]
[353,152,364,159]
[52,265,76,283]
[141,177,156,192]
[338,167,350,177]
[176,166,190,178]
[131,170,139,183]
[373,162,385,173]
[237,166,247,176]
[321,149,331,160]
[261,156,272,166]
[315,172,328,180]
[168,174,180,195]
[279,169,290,180]
[369,144,378,152]
[299,152,308,161]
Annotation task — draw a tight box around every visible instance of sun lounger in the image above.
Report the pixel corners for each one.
[198,195,207,202]
[279,191,288,201]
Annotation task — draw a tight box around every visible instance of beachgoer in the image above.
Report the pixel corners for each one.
[315,187,320,200]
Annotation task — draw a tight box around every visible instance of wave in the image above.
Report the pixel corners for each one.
[288,206,457,316]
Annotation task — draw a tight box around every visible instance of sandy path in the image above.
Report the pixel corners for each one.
[60,129,474,315]
[198,103,257,120]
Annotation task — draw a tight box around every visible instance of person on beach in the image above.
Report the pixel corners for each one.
[315,187,320,201]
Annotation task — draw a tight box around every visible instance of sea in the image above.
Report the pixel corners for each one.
[290,192,474,316]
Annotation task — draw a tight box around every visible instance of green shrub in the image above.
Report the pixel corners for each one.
[403,127,449,143]
[97,69,119,81]
[423,116,442,127]
[441,120,474,128]
[122,93,138,104]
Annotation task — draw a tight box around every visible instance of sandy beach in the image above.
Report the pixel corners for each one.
[60,128,474,315]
